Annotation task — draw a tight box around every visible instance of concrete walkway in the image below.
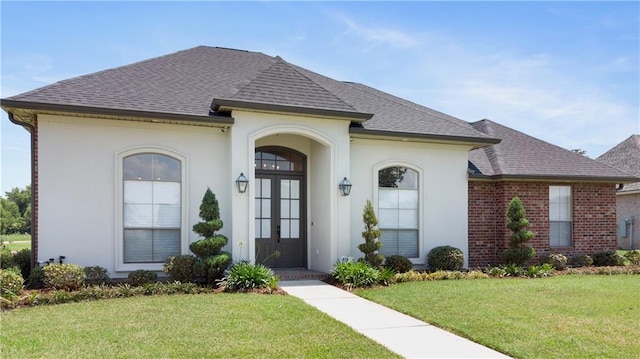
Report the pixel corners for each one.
[280,280,510,359]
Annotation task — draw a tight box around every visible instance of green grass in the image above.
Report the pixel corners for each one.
[1,293,400,358]
[357,275,640,359]
[0,234,31,251]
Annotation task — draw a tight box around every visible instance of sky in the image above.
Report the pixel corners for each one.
[1,1,639,194]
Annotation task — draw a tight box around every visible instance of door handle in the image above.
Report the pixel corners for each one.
[276,225,281,243]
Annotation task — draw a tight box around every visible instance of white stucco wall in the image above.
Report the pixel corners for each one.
[349,139,472,266]
[37,114,229,277]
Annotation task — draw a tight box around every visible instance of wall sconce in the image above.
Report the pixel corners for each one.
[338,177,352,196]
[236,173,249,193]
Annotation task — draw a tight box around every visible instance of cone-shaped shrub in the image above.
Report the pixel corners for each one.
[502,196,536,265]
[189,188,231,284]
[358,200,384,267]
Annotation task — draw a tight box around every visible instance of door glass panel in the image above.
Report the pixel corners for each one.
[261,199,271,218]
[261,179,271,198]
[291,200,300,218]
[281,219,290,238]
[281,200,290,217]
[291,219,300,238]
[261,219,271,238]
[281,180,290,199]
[291,180,300,199]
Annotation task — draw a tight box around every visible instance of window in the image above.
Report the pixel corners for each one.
[378,167,419,258]
[549,185,572,247]
[123,153,181,263]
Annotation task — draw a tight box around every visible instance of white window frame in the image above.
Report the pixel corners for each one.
[373,161,424,262]
[549,185,572,247]
[115,147,188,272]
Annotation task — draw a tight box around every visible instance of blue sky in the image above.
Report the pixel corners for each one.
[1,1,639,193]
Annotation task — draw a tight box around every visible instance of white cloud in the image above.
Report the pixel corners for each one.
[331,12,420,50]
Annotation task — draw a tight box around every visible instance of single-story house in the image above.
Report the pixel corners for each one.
[2,46,637,277]
[596,135,640,250]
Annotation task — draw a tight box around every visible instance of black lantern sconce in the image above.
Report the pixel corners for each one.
[338,177,352,196]
[236,173,249,193]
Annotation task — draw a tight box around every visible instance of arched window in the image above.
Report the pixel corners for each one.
[378,166,419,258]
[122,153,181,263]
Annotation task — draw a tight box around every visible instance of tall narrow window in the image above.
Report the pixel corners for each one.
[549,185,572,247]
[378,167,419,258]
[123,153,181,263]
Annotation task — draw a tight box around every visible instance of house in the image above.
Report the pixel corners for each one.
[467,121,638,266]
[597,135,640,250]
[2,46,637,277]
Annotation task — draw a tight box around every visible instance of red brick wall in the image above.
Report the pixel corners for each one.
[468,180,617,267]
[32,118,39,264]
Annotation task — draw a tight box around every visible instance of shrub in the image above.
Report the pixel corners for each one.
[12,249,31,279]
[569,253,593,267]
[357,200,384,268]
[427,246,464,271]
[623,250,640,265]
[219,261,278,292]
[127,270,158,286]
[525,264,554,278]
[501,196,535,265]
[541,253,568,270]
[502,263,523,277]
[164,255,197,282]
[0,267,24,299]
[190,189,232,284]
[384,255,413,273]
[84,266,110,285]
[43,263,85,291]
[592,251,625,266]
[0,245,14,269]
[27,266,44,289]
[378,267,396,286]
[394,270,426,283]
[332,260,380,289]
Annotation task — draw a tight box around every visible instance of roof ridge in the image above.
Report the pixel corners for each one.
[277,58,358,112]
[345,82,492,139]
[228,55,280,98]
[473,120,505,175]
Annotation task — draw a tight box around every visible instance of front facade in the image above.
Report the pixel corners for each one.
[2,46,636,277]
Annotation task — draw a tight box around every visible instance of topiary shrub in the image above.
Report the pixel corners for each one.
[127,270,158,286]
[219,260,278,292]
[501,196,536,265]
[0,267,24,299]
[568,253,593,268]
[357,200,384,268]
[427,246,464,271]
[541,253,568,270]
[624,250,640,265]
[384,255,413,273]
[189,188,232,284]
[332,260,381,289]
[84,266,110,285]
[43,263,85,291]
[592,251,625,266]
[163,255,197,282]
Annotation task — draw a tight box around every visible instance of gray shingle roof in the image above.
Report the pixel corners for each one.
[2,45,495,143]
[469,119,640,182]
[596,135,640,191]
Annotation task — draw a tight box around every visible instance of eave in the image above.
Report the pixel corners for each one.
[211,98,373,122]
[349,127,501,148]
[468,173,640,184]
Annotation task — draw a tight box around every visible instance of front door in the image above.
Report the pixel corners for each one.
[255,148,306,267]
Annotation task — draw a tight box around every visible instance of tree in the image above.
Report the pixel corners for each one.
[1,185,31,234]
[5,186,30,216]
[501,196,536,265]
[358,200,384,267]
[189,188,232,284]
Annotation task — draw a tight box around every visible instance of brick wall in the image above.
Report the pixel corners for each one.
[468,180,617,267]
[32,118,39,264]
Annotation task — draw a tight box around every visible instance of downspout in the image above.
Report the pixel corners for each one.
[7,112,37,269]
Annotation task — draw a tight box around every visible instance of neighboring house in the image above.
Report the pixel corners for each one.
[467,120,638,266]
[597,135,640,250]
[2,46,637,277]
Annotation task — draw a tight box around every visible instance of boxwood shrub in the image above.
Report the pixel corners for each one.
[427,246,464,271]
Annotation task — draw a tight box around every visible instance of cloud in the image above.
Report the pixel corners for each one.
[331,12,420,50]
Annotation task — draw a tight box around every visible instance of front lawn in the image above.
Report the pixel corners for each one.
[356,275,640,359]
[0,234,31,251]
[1,293,400,358]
